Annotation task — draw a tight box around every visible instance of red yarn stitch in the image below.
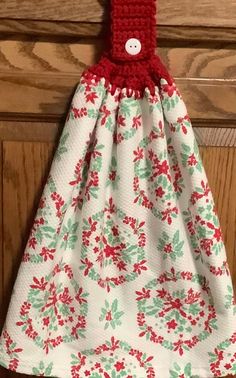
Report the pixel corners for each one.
[82,0,174,98]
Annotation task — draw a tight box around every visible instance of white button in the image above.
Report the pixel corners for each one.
[125,38,142,56]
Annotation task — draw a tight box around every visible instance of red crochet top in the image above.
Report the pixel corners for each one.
[84,0,174,98]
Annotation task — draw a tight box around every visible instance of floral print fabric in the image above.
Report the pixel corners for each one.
[0,74,236,378]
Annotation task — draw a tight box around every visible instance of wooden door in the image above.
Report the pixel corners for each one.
[0,0,235,377]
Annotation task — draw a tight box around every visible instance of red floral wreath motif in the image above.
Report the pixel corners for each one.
[70,336,155,378]
[16,260,89,354]
[136,267,218,356]
[79,197,147,292]
[0,330,23,372]
[133,120,179,224]
[208,331,236,376]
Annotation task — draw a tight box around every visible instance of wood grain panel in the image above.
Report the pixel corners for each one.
[1,41,236,80]
[0,40,236,121]
[1,21,236,44]
[1,73,236,121]
[1,121,236,147]
[0,121,60,142]
[199,147,236,291]
[0,142,3,326]
[161,47,236,79]
[194,127,236,147]
[1,141,54,329]
[0,0,236,28]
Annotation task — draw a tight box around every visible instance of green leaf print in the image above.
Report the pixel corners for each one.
[189,303,200,315]
[120,98,137,117]
[123,129,136,139]
[169,371,178,378]
[169,362,200,378]
[88,109,99,118]
[135,159,152,179]
[173,230,180,244]
[99,299,124,330]
[111,299,118,312]
[106,156,120,189]
[55,132,69,161]
[32,361,54,376]
[60,219,79,250]
[157,230,184,261]
[181,143,191,153]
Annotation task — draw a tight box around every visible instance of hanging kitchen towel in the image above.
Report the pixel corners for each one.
[0,0,236,377]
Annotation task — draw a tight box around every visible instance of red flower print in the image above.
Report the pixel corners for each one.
[81,75,93,89]
[117,114,126,127]
[25,323,38,340]
[133,147,144,162]
[2,331,23,371]
[18,302,31,317]
[104,373,111,378]
[28,237,37,249]
[106,311,113,321]
[200,238,213,256]
[141,194,154,210]
[149,95,159,104]
[88,217,97,232]
[155,186,165,198]
[30,276,47,291]
[64,264,73,279]
[105,197,116,214]
[156,288,168,298]
[180,272,192,280]
[157,160,169,175]
[188,153,197,166]
[113,132,124,144]
[185,288,201,304]
[85,91,98,104]
[162,84,175,97]
[39,197,46,209]
[114,361,125,372]
[112,225,119,236]
[100,105,111,126]
[132,115,142,129]
[43,317,50,327]
[40,247,56,261]
[167,319,177,330]
[161,205,178,225]
[173,339,184,356]
[136,288,151,301]
[75,287,88,304]
[230,332,236,343]
[109,170,117,181]
[59,287,72,305]
[133,260,147,275]
[104,244,118,258]
[116,260,127,271]
[69,159,83,186]
[72,107,87,119]
[207,222,223,242]
[164,243,173,254]
[51,192,65,218]
[80,258,93,276]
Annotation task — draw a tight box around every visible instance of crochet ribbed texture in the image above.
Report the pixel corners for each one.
[85,0,174,97]
[111,0,156,61]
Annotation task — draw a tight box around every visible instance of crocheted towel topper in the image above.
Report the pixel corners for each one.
[0,0,236,377]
